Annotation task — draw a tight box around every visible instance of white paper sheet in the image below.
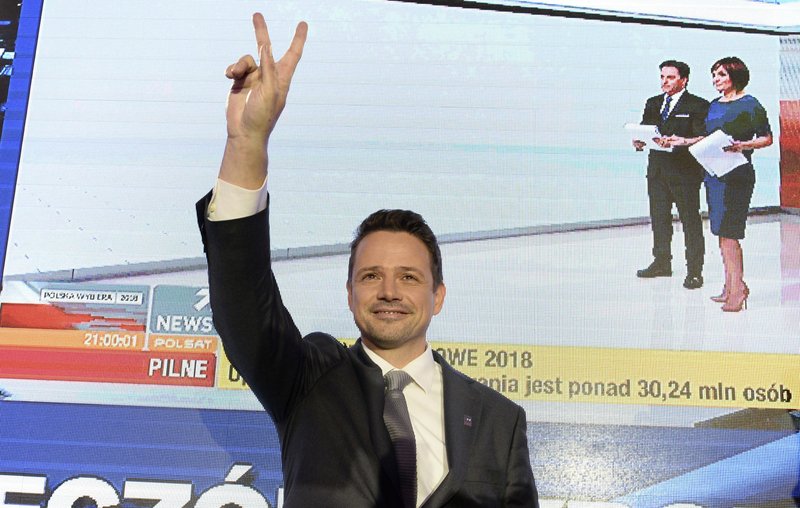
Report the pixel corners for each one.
[625,123,671,152]
[688,130,748,177]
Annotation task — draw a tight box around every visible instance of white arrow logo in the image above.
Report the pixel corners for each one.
[194,288,210,311]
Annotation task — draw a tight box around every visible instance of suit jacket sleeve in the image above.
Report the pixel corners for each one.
[196,192,340,423]
[505,406,539,507]
[641,96,661,126]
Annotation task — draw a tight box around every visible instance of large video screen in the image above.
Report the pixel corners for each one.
[1,1,798,506]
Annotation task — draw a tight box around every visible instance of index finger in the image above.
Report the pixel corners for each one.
[287,21,308,60]
[278,21,308,76]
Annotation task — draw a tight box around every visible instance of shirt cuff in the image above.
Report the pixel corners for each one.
[207,177,268,221]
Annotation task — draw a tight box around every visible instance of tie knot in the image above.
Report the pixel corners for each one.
[385,370,413,391]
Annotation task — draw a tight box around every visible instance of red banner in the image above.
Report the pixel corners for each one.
[0,348,216,387]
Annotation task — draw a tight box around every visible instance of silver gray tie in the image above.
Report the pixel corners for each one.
[383,370,416,508]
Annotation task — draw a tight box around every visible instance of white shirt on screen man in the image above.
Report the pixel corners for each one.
[661,88,685,116]
[207,178,448,507]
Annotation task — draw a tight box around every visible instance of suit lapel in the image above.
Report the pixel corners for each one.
[349,341,404,500]
[422,353,482,507]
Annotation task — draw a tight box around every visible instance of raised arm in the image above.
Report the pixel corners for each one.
[200,14,312,422]
[219,13,307,189]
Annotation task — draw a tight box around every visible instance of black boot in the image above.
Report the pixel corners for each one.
[683,268,703,289]
[637,260,672,278]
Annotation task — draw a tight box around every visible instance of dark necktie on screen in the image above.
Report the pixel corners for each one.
[661,95,672,123]
[383,370,417,508]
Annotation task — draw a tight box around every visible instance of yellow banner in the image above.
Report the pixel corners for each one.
[430,342,798,409]
[216,340,799,409]
[216,346,250,390]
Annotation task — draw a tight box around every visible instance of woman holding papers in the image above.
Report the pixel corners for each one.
[666,57,772,312]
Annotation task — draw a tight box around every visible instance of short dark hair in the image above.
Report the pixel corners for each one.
[711,56,749,91]
[348,209,443,290]
[660,60,690,80]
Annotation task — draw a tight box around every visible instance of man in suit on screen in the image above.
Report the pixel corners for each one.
[196,13,538,508]
[634,60,708,289]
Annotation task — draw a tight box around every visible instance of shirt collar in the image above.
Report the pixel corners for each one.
[362,342,437,394]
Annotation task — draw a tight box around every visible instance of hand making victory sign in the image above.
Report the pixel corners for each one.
[219,13,308,190]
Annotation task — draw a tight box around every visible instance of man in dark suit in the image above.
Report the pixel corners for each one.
[634,60,709,289]
[196,13,538,507]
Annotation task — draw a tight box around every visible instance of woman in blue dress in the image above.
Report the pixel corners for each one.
[667,57,772,312]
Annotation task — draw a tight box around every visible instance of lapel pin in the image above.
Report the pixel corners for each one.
[464,415,472,427]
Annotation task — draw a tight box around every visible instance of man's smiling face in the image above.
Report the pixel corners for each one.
[347,230,445,360]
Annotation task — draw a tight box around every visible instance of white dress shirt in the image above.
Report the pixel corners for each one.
[207,177,268,221]
[362,344,449,507]
[207,178,450,506]
[661,88,685,118]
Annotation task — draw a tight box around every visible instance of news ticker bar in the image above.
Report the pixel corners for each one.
[1,331,797,409]
[218,341,800,410]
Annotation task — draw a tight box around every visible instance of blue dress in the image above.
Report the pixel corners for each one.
[703,95,771,239]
